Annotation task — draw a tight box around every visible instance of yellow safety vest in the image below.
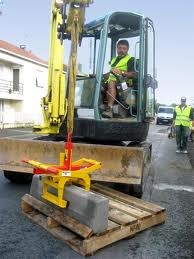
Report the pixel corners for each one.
[175,105,191,127]
[108,54,133,85]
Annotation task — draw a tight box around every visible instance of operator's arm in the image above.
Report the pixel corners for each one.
[121,70,136,78]
[126,57,138,78]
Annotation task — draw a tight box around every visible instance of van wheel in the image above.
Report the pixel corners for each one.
[4,171,33,184]
[156,119,160,125]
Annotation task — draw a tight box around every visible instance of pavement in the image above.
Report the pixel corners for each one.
[0,125,194,258]
[141,126,194,258]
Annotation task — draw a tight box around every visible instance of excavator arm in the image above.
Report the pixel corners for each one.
[23,0,102,208]
[34,0,93,134]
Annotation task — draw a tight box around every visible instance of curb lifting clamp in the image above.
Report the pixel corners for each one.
[22,133,101,208]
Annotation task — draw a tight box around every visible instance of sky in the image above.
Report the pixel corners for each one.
[0,0,194,105]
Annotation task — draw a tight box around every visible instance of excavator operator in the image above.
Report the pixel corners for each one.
[102,39,137,118]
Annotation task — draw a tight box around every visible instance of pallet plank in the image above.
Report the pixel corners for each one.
[109,199,152,219]
[82,211,166,255]
[23,210,84,251]
[96,220,120,237]
[91,184,165,214]
[24,210,83,256]
[106,220,120,233]
[109,208,137,225]
[47,217,60,228]
[21,194,93,239]
[21,200,33,213]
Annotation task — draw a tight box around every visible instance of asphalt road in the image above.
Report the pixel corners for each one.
[0,125,194,259]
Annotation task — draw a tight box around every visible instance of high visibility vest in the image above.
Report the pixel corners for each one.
[175,105,191,127]
[108,54,133,85]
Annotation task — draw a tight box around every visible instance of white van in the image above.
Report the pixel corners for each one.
[156,106,174,125]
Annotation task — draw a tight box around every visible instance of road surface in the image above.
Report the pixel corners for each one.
[0,125,193,258]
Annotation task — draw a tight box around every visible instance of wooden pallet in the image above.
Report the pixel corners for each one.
[21,184,166,256]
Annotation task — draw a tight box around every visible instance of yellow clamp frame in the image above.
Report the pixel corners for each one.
[25,155,101,208]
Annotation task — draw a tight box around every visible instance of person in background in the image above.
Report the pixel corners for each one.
[173,97,193,153]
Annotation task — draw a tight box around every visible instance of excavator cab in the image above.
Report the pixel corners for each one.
[60,11,157,142]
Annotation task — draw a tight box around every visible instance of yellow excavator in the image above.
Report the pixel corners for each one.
[0,0,157,197]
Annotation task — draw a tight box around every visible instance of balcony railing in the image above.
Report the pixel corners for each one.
[0,79,23,95]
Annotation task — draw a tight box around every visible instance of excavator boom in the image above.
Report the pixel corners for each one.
[34,0,93,134]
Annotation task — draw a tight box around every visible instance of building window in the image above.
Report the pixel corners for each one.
[35,70,44,88]
[13,68,20,91]
[0,64,4,72]
[0,99,4,123]
[0,64,4,79]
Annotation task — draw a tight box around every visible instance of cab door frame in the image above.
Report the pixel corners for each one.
[143,17,156,120]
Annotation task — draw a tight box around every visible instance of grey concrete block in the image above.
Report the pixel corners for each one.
[30,175,109,233]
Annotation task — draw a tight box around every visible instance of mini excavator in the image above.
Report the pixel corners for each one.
[1,0,157,199]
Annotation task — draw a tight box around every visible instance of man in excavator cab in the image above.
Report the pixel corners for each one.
[102,39,137,119]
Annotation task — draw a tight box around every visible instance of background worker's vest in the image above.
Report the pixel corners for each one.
[175,106,191,127]
[108,54,133,85]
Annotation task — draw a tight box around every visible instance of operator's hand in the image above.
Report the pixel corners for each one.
[111,68,122,75]
[128,71,137,78]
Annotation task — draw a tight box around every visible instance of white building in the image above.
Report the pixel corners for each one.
[0,40,48,128]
